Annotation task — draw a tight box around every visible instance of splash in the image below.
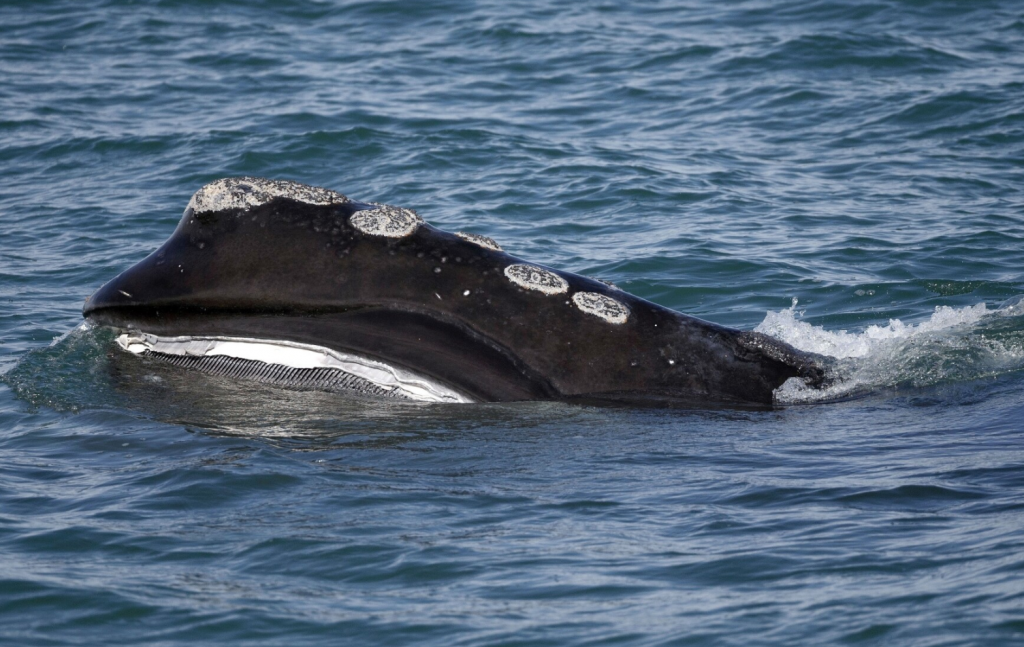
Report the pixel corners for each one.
[758,297,1024,403]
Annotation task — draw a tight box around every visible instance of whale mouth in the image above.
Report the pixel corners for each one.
[116,332,476,404]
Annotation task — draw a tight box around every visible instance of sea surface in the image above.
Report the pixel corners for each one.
[3,1,1024,644]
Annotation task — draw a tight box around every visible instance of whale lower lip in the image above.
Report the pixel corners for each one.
[117,331,475,403]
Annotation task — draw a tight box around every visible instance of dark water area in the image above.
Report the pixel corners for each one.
[3,1,1024,644]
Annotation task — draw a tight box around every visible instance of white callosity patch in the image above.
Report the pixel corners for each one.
[117,332,474,403]
[572,291,630,324]
[504,264,569,295]
[187,177,349,214]
[350,204,423,238]
[456,232,503,252]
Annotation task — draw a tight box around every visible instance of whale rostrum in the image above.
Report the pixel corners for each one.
[83,177,830,407]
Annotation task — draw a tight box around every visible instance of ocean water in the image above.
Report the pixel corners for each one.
[3,0,1024,644]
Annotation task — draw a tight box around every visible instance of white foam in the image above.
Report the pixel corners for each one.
[756,299,992,360]
[51,321,91,347]
[756,298,1024,403]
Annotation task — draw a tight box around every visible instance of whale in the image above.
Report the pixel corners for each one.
[83,177,830,407]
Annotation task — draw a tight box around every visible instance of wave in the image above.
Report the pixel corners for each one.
[759,297,1024,403]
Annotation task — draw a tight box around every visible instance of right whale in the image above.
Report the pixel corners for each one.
[83,177,831,408]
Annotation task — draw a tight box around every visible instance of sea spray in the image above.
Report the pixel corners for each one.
[759,299,1024,403]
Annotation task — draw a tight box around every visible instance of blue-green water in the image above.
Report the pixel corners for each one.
[3,1,1024,644]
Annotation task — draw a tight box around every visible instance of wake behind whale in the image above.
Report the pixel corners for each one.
[760,297,1024,404]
